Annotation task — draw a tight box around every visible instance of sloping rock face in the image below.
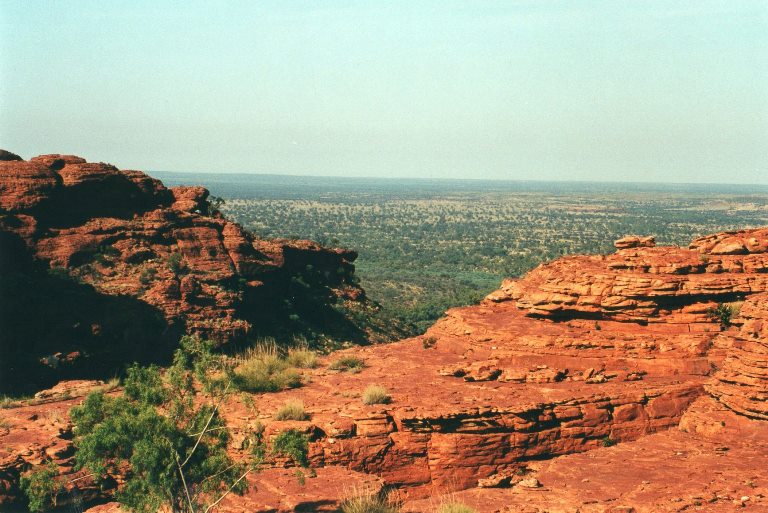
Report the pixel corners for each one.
[0,151,375,393]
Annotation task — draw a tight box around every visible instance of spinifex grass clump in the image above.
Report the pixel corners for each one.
[274,399,309,421]
[362,384,391,405]
[286,347,319,369]
[339,487,401,513]
[233,340,302,393]
[329,356,365,373]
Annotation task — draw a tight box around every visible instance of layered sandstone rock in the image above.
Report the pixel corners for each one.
[0,151,377,392]
[614,234,655,249]
[706,293,768,420]
[492,240,768,322]
[690,228,768,255]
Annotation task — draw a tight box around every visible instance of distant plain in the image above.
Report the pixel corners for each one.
[156,172,768,333]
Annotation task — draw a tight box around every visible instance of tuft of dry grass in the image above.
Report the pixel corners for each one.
[0,394,33,409]
[232,340,302,393]
[339,487,400,513]
[273,399,310,421]
[362,385,391,405]
[286,347,318,369]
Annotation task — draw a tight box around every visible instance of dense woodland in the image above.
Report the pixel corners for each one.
[157,173,768,334]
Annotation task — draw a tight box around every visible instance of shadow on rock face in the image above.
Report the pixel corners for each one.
[0,232,180,394]
[242,267,373,346]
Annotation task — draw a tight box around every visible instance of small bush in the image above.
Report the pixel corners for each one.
[20,461,61,512]
[272,429,309,467]
[437,500,477,513]
[100,245,121,258]
[139,267,157,285]
[287,348,318,369]
[329,356,365,373]
[362,385,391,405]
[600,435,617,447]
[166,252,185,275]
[274,399,309,421]
[707,302,741,329]
[46,267,71,280]
[339,489,400,513]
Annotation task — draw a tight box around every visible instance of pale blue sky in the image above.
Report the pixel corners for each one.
[1,1,766,183]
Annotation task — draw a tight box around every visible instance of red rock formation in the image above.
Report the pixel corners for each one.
[493,240,768,322]
[0,160,61,212]
[690,228,768,255]
[614,234,656,249]
[0,151,377,392]
[3,155,768,512]
[706,293,768,420]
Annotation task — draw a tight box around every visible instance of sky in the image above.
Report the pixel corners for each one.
[1,1,767,183]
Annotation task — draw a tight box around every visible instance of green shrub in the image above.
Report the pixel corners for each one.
[100,246,121,258]
[329,356,365,373]
[166,252,185,275]
[139,267,157,285]
[38,337,262,513]
[600,435,617,447]
[272,429,309,467]
[274,399,309,421]
[707,302,741,328]
[20,461,61,512]
[362,385,391,405]
[339,489,400,513]
[46,267,71,280]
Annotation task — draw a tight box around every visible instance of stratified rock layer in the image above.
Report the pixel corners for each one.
[493,242,768,322]
[707,293,768,419]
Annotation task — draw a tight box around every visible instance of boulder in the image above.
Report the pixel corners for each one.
[614,235,656,249]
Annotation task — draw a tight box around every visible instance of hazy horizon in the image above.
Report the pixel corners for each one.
[2,1,767,184]
[153,169,768,189]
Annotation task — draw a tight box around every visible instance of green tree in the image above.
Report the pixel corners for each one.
[70,336,252,513]
[21,336,308,513]
[20,461,62,512]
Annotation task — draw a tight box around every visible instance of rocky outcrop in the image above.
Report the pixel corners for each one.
[690,228,768,255]
[614,234,655,249]
[0,151,387,393]
[491,237,768,322]
[0,150,23,161]
[706,293,768,420]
